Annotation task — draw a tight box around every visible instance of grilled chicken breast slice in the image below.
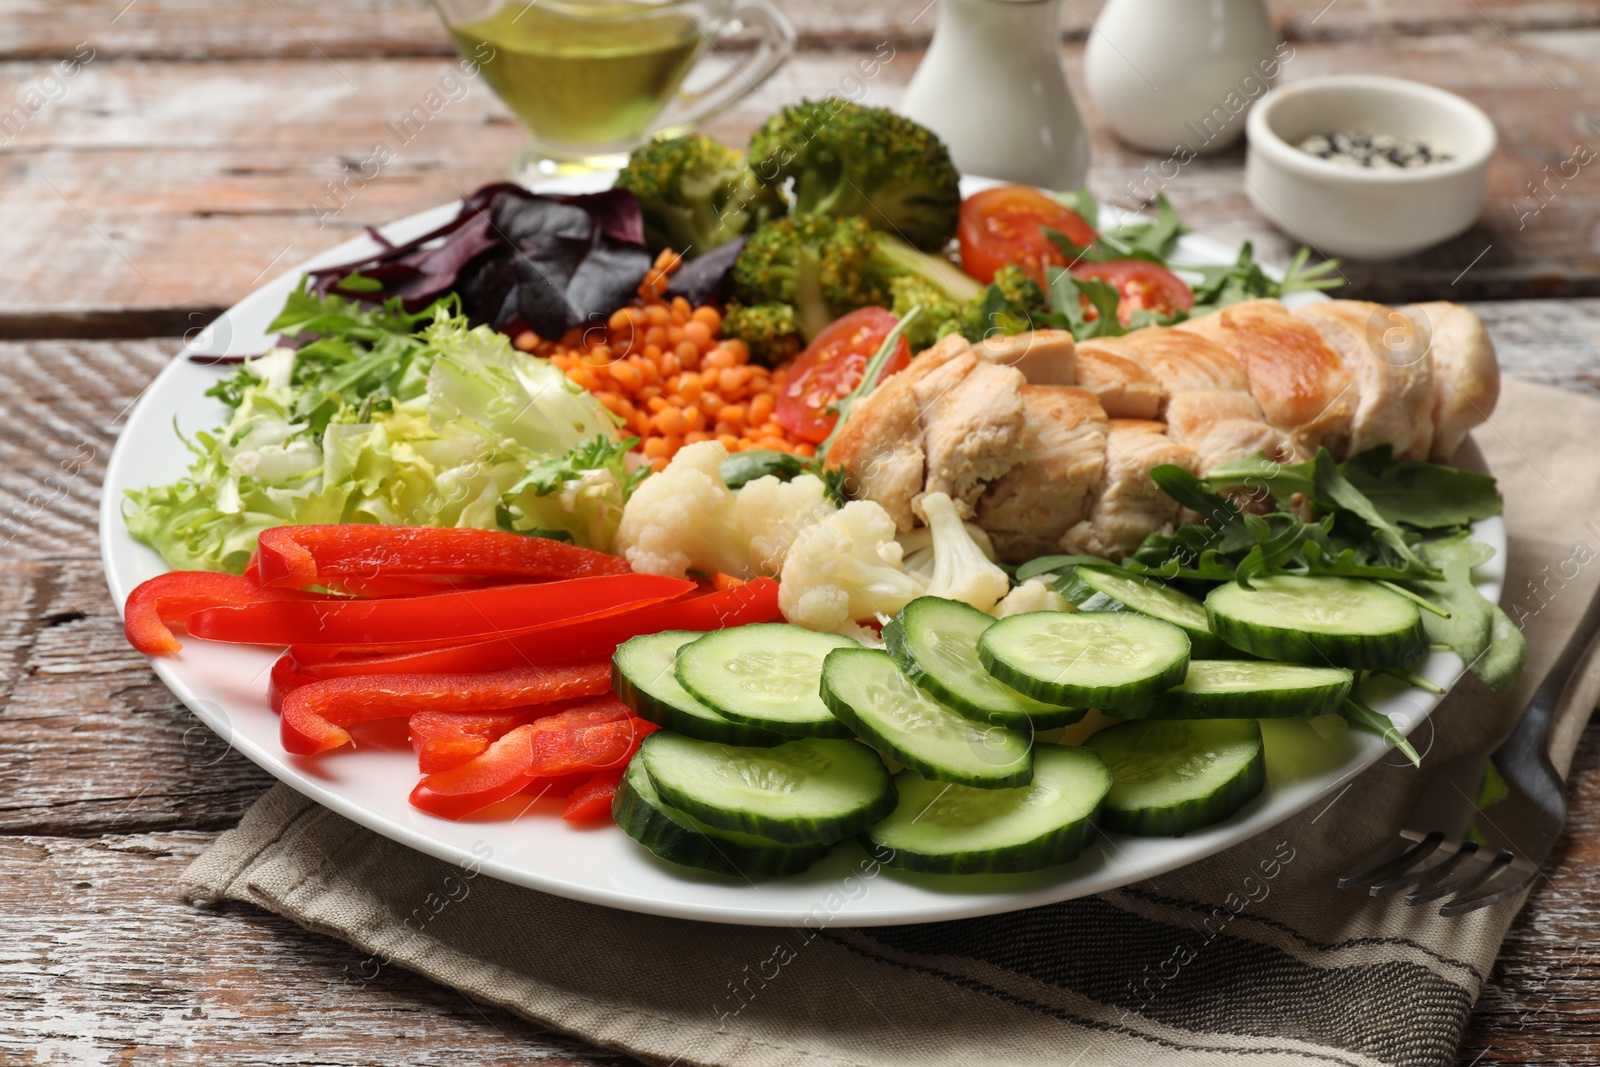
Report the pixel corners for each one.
[977,386,1109,563]
[1399,301,1500,462]
[1072,344,1165,419]
[971,329,1077,385]
[1177,298,1355,458]
[1294,300,1436,461]
[1061,419,1200,560]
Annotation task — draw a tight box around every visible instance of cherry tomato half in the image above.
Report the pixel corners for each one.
[1071,259,1194,326]
[776,308,912,444]
[958,185,1098,286]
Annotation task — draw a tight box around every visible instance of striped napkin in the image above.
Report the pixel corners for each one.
[180,379,1600,1067]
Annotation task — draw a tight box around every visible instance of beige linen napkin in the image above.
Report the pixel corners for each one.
[181,378,1600,1067]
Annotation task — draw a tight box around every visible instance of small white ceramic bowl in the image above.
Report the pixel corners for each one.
[1244,74,1496,260]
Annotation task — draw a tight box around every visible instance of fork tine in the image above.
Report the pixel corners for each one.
[1368,839,1474,896]
[1337,832,1444,890]
[1438,860,1539,917]
[1404,847,1511,906]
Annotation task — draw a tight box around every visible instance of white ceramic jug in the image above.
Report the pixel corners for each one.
[1085,0,1282,155]
[901,0,1089,189]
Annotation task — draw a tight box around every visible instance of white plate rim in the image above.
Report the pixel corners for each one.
[99,176,1504,927]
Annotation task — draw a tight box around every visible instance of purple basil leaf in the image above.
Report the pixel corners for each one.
[558,189,645,247]
[666,235,747,306]
[566,241,653,324]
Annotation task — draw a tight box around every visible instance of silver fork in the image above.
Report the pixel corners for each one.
[1338,584,1600,917]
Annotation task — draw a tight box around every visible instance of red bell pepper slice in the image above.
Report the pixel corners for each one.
[268,653,323,713]
[561,767,626,822]
[295,577,781,678]
[124,570,323,656]
[256,524,630,590]
[188,572,693,649]
[408,705,652,820]
[406,696,614,773]
[280,661,611,755]
[409,708,536,773]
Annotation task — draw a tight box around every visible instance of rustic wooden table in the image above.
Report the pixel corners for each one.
[5,2,1600,1063]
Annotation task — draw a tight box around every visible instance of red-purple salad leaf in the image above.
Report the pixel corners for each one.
[306,183,651,340]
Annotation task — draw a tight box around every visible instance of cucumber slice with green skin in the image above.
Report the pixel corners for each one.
[978,611,1191,710]
[612,760,830,878]
[862,745,1112,874]
[1085,719,1265,836]
[613,631,787,747]
[1061,567,1230,658]
[1127,660,1353,720]
[820,647,1034,789]
[883,598,1084,730]
[675,623,856,738]
[638,732,895,845]
[1204,575,1426,669]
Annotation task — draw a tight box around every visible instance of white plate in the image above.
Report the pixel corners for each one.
[100,176,1504,926]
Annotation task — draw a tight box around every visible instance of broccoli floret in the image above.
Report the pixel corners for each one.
[615,134,787,257]
[956,265,1050,343]
[730,216,842,341]
[748,100,962,251]
[721,302,803,366]
[889,277,960,351]
[820,215,983,318]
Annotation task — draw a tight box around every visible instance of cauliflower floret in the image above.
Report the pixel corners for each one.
[900,518,996,576]
[613,441,746,577]
[914,491,1010,613]
[780,500,927,641]
[994,574,1074,618]
[736,473,837,577]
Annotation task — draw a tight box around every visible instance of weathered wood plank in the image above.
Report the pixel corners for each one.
[0,830,636,1066]
[8,0,1600,61]
[0,556,278,837]
[2,31,1597,332]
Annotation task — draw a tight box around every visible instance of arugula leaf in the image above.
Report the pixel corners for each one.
[1340,694,1422,767]
[1099,195,1189,260]
[1053,187,1100,230]
[1013,554,1117,583]
[1338,447,1503,530]
[1311,447,1440,579]
[1043,268,1126,340]
[1203,451,1317,505]
[1404,532,1528,692]
[1184,242,1343,316]
[720,449,810,490]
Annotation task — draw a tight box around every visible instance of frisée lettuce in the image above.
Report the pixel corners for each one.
[124,285,640,573]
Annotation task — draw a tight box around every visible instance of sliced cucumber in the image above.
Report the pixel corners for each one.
[638,732,895,845]
[979,611,1190,711]
[1061,567,1229,657]
[884,597,1083,730]
[1205,575,1426,669]
[676,623,856,738]
[613,631,788,746]
[612,760,830,878]
[1085,719,1265,836]
[820,647,1034,789]
[863,745,1112,874]
[1132,660,1353,720]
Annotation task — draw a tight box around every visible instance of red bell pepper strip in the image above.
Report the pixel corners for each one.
[561,767,626,822]
[408,705,652,820]
[406,696,612,773]
[124,570,323,656]
[256,524,630,590]
[410,708,535,773]
[295,577,781,678]
[280,661,611,755]
[188,572,693,649]
[268,653,323,713]
[525,771,594,800]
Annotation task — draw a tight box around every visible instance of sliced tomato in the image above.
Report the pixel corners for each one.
[1071,259,1194,325]
[776,308,911,444]
[958,185,1098,286]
